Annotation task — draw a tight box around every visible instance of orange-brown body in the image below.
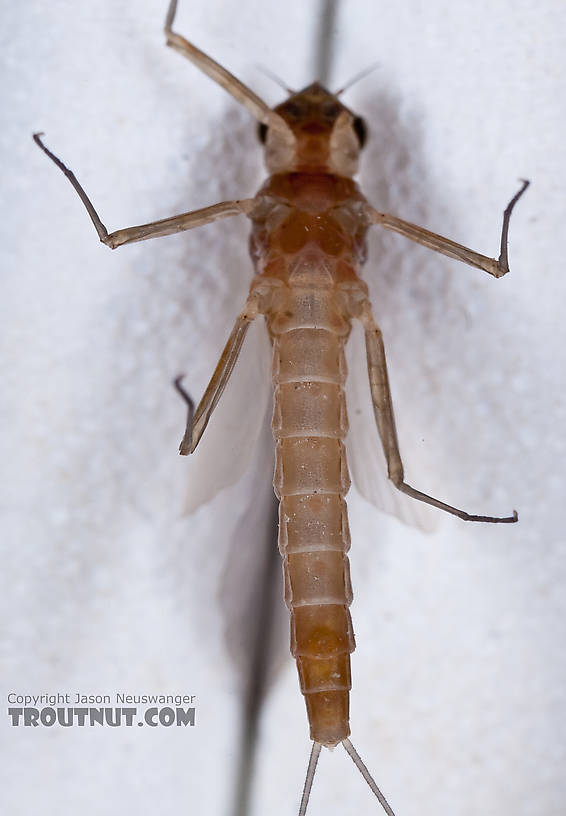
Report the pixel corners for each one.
[248,115,372,743]
[35,4,525,807]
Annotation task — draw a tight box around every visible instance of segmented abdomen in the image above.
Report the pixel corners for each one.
[268,286,355,747]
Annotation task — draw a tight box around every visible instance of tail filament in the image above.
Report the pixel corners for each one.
[298,739,397,816]
[298,742,322,816]
[343,738,397,816]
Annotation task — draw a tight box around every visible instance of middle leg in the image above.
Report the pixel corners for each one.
[34,133,255,249]
[365,180,529,279]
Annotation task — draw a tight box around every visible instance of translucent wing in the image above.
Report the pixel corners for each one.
[184,317,273,513]
[218,413,288,692]
[345,321,437,532]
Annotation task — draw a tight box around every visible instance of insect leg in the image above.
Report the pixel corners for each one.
[173,377,195,456]
[164,0,287,132]
[180,295,261,455]
[33,134,254,249]
[366,180,529,278]
[358,305,518,523]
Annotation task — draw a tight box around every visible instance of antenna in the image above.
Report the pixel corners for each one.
[256,64,295,95]
[335,63,379,96]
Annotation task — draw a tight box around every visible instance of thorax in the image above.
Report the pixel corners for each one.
[249,173,370,287]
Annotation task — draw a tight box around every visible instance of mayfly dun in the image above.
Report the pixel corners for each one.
[34,1,528,813]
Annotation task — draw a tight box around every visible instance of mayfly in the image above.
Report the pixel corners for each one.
[34,1,528,813]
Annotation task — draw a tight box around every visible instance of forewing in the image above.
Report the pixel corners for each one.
[345,321,437,532]
[184,318,273,513]
[217,413,288,694]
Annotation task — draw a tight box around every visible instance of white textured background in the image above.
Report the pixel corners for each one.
[2,1,565,815]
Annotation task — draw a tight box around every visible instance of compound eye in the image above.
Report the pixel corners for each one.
[257,123,268,144]
[321,101,341,120]
[352,116,367,148]
[283,101,303,118]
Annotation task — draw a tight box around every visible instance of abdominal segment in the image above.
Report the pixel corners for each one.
[271,310,356,747]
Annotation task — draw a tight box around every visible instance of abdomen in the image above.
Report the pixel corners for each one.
[269,286,355,747]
